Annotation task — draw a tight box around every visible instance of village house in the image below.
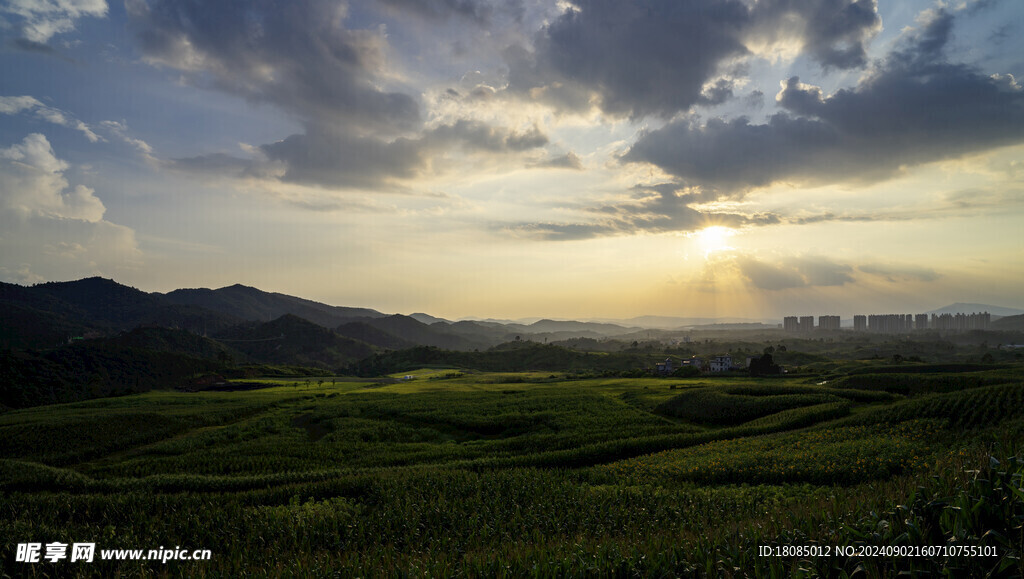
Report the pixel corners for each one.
[709,355,733,372]
[654,358,674,375]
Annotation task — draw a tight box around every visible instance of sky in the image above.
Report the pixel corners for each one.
[0,0,1022,321]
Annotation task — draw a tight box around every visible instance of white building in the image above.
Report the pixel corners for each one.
[709,355,732,372]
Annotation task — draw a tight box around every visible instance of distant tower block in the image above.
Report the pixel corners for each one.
[915,314,928,330]
[799,316,814,332]
[818,315,840,330]
[853,315,867,331]
[784,316,799,332]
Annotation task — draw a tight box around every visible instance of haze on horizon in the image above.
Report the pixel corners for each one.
[1,0,1022,321]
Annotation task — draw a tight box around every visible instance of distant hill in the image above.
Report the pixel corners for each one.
[345,341,651,376]
[0,278,240,347]
[992,314,1024,331]
[336,321,416,350]
[10,277,166,327]
[162,284,385,328]
[359,315,481,350]
[925,303,1024,317]
[97,327,240,362]
[409,313,450,325]
[441,320,516,345]
[214,314,375,368]
[0,344,223,409]
[0,301,94,349]
[587,315,774,329]
[524,319,639,336]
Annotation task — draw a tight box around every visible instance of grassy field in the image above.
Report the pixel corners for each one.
[2,367,1023,576]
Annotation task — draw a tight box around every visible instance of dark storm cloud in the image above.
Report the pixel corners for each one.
[747,0,880,69]
[12,38,56,54]
[168,118,550,191]
[625,9,1024,192]
[507,0,750,119]
[260,128,423,189]
[505,0,880,119]
[166,153,256,177]
[377,0,522,25]
[530,152,584,170]
[507,184,779,240]
[129,0,559,192]
[425,120,548,152]
[697,79,736,107]
[127,0,420,134]
[736,255,854,290]
[258,121,548,188]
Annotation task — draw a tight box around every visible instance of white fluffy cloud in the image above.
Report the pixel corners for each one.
[0,133,105,220]
[1,0,107,43]
[0,96,101,142]
[0,133,141,282]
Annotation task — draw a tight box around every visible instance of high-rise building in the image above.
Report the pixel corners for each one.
[853,315,867,331]
[818,315,841,330]
[799,316,814,332]
[868,314,914,333]
[931,312,990,331]
[783,316,799,332]
[915,314,928,330]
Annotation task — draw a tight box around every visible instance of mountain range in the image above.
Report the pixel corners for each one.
[0,278,649,362]
[3,277,1022,362]
[3,276,1023,410]
[924,303,1024,317]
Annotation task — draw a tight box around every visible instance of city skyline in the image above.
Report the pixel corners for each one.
[2,0,1023,320]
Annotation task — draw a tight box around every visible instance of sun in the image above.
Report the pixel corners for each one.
[694,226,735,257]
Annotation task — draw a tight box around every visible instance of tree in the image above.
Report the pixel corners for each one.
[671,365,701,378]
[749,353,781,376]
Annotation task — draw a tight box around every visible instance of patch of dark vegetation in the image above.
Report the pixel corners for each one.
[182,381,278,393]
[834,370,1016,396]
[654,387,842,426]
[291,413,335,442]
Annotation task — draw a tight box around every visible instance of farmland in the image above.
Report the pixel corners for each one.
[2,366,1023,576]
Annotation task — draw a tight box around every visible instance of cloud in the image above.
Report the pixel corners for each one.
[0,133,104,221]
[735,256,807,290]
[98,120,154,160]
[12,37,56,54]
[506,0,750,119]
[745,0,881,69]
[127,0,419,136]
[623,9,1024,192]
[506,184,780,240]
[376,0,522,25]
[530,152,584,170]
[0,96,101,142]
[129,1,554,196]
[424,120,548,153]
[736,254,854,290]
[259,127,424,189]
[0,134,141,282]
[0,0,107,44]
[169,117,550,192]
[859,263,941,283]
[503,0,881,119]
[788,212,906,225]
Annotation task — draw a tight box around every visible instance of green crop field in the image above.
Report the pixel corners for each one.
[2,368,1023,576]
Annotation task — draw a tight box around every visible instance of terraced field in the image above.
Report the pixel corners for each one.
[2,368,1023,576]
